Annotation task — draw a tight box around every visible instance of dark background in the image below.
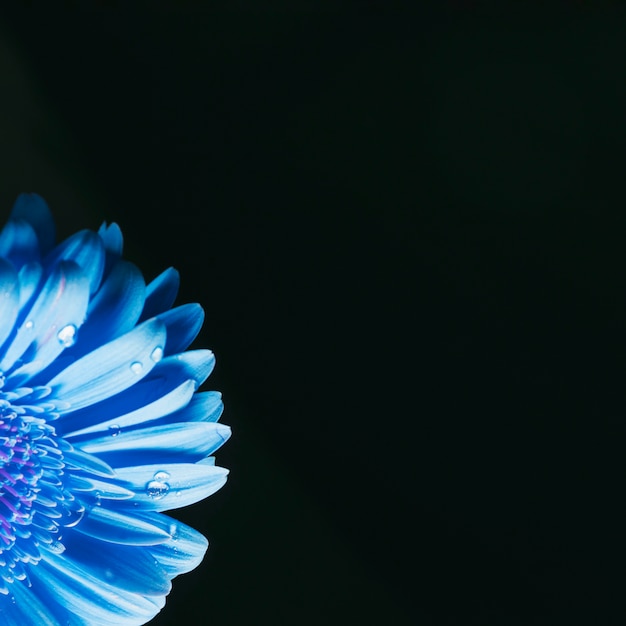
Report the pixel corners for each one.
[1,3,626,624]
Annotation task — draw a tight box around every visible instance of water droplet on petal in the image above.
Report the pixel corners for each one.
[168,522,178,539]
[150,346,163,362]
[57,324,77,347]
[108,424,121,437]
[146,471,170,499]
[130,361,143,374]
[24,320,34,330]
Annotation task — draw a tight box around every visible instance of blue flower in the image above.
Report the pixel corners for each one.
[0,194,230,625]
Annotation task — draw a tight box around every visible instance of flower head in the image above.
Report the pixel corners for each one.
[0,194,230,625]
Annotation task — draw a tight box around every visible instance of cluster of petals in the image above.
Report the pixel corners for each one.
[0,194,230,625]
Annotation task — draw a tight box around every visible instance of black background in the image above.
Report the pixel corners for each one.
[1,3,626,625]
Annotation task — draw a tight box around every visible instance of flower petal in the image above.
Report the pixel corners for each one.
[44,230,104,295]
[10,193,55,256]
[61,532,171,595]
[17,262,43,311]
[140,267,179,320]
[158,303,204,355]
[0,261,90,379]
[48,318,166,412]
[73,506,171,546]
[164,390,224,424]
[0,258,20,349]
[64,379,195,439]
[31,552,163,624]
[114,462,229,511]
[1,580,60,626]
[77,421,231,459]
[142,513,208,577]
[58,260,145,360]
[0,219,39,269]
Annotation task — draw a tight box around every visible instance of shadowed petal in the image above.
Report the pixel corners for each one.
[140,267,179,320]
[0,258,20,349]
[10,193,55,256]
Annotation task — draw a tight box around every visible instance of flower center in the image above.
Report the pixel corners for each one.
[0,402,41,551]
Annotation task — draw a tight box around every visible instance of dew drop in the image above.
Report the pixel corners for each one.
[150,346,164,363]
[168,522,178,539]
[24,320,34,330]
[146,471,170,499]
[108,424,121,437]
[130,361,143,374]
[57,324,77,348]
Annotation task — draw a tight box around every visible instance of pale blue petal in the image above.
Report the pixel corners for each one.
[158,303,204,355]
[0,258,20,349]
[78,421,231,458]
[2,580,60,626]
[32,553,163,624]
[61,533,171,595]
[44,230,104,295]
[114,462,229,511]
[10,192,55,256]
[143,514,208,577]
[62,447,116,477]
[55,361,199,437]
[55,260,145,361]
[17,262,43,310]
[140,267,179,320]
[157,350,216,389]
[66,475,135,501]
[163,390,224,424]
[65,380,195,439]
[0,261,90,378]
[48,318,166,412]
[73,507,170,546]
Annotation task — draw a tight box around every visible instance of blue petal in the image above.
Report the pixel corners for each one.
[164,390,224,424]
[66,475,135,501]
[157,350,216,388]
[98,221,123,277]
[2,580,60,626]
[0,219,39,268]
[114,462,229,511]
[17,262,43,310]
[0,261,90,379]
[10,192,55,256]
[140,267,179,320]
[158,303,204,355]
[55,357,201,437]
[32,553,163,624]
[64,380,195,439]
[61,533,171,595]
[62,447,116,477]
[0,258,20,349]
[73,506,171,545]
[57,260,145,362]
[141,513,208,576]
[78,421,231,458]
[44,230,104,295]
[48,318,166,412]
